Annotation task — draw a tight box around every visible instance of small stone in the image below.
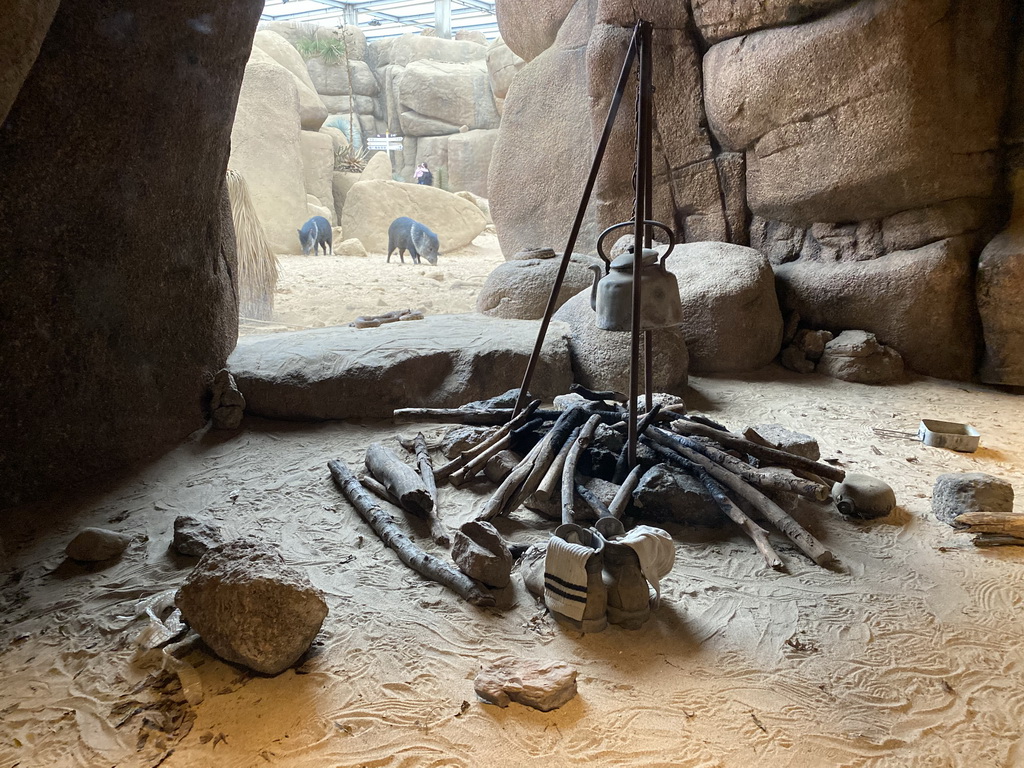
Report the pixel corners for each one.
[744,423,821,461]
[173,515,225,557]
[65,527,132,561]
[817,330,904,384]
[451,521,513,588]
[474,656,578,711]
[553,393,589,409]
[793,329,833,362]
[440,426,494,459]
[211,369,245,430]
[632,465,722,526]
[175,538,328,675]
[336,237,368,257]
[635,392,685,414]
[780,344,815,373]
[932,472,1015,526]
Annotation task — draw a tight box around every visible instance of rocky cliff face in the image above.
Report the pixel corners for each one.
[490,0,1022,381]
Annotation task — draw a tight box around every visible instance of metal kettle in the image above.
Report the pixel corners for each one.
[589,220,682,331]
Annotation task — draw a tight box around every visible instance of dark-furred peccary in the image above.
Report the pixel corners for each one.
[387,217,439,265]
[298,216,332,255]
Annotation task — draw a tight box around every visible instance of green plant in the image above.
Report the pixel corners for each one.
[295,36,347,64]
[335,143,368,173]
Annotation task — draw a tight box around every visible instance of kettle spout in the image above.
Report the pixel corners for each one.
[589,263,603,312]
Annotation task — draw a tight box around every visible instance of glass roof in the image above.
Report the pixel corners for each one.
[260,0,499,40]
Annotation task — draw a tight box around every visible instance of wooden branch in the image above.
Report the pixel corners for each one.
[570,383,628,403]
[359,474,401,506]
[412,433,450,548]
[561,414,603,525]
[433,400,540,482]
[607,464,643,519]
[972,534,1024,547]
[576,482,612,519]
[670,419,846,484]
[506,408,589,513]
[476,435,547,521]
[394,406,558,425]
[647,430,834,567]
[328,459,494,606]
[449,433,512,486]
[533,426,580,503]
[953,511,1024,538]
[365,442,432,516]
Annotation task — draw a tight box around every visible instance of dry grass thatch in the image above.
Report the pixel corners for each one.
[226,168,279,322]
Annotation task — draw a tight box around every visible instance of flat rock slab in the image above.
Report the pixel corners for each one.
[474,656,578,711]
[228,315,572,420]
[933,472,1015,526]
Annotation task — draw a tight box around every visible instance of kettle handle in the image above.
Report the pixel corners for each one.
[595,219,677,271]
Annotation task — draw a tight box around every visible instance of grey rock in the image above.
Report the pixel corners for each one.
[495,0,577,61]
[552,393,589,410]
[228,316,572,420]
[526,477,620,521]
[175,538,328,675]
[476,254,601,320]
[632,465,721,526]
[692,0,850,45]
[780,344,815,374]
[173,515,225,558]
[775,238,978,380]
[441,426,494,459]
[793,329,833,362]
[474,656,578,711]
[817,330,905,384]
[743,424,820,461]
[485,450,521,484]
[65,527,132,562]
[932,473,1015,526]
[211,369,245,430]
[451,521,513,588]
[552,291,688,395]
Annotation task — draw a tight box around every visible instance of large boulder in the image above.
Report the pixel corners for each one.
[0,0,253,508]
[551,291,689,394]
[251,37,327,131]
[477,252,601,320]
[485,37,526,114]
[175,539,328,676]
[691,0,850,45]
[977,171,1024,385]
[447,129,499,197]
[230,47,309,254]
[360,151,393,182]
[228,316,573,420]
[774,237,979,380]
[665,242,783,372]
[1,0,60,126]
[332,170,362,220]
[300,130,335,218]
[703,0,1015,224]
[342,180,487,253]
[398,59,500,132]
[380,34,488,67]
[496,0,578,61]
[306,58,378,97]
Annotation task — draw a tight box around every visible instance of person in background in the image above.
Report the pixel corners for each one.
[414,162,433,186]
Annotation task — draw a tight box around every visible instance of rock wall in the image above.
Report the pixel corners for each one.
[491,0,1023,381]
[0,0,261,509]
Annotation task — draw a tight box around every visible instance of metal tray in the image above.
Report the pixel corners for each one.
[918,419,980,452]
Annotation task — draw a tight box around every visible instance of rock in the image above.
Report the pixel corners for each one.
[307,201,332,224]
[342,180,487,253]
[485,450,521,484]
[300,131,335,220]
[832,473,897,520]
[335,237,367,258]
[780,344,815,374]
[453,191,492,223]
[323,113,362,148]
[441,426,494,458]
[793,329,832,362]
[0,0,249,508]
[319,94,377,115]
[485,38,526,114]
[228,316,572,420]
[743,423,820,461]
[252,31,327,131]
[65,527,132,561]
[172,515,225,557]
[632,465,722,527]
[211,369,245,429]
[175,539,328,675]
[415,136,450,177]
[455,30,489,46]
[474,656,578,711]
[665,242,783,373]
[398,60,499,132]
[331,171,362,220]
[476,253,601,320]
[526,476,620,521]
[552,290,689,395]
[495,0,577,61]
[703,0,1013,224]
[977,171,1024,385]
[816,330,905,384]
[692,0,850,45]
[306,58,378,97]
[360,151,393,182]
[451,521,513,588]
[636,392,686,414]
[447,129,499,197]
[512,247,556,261]
[932,473,1015,526]
[262,23,367,61]
[380,34,487,67]
[230,47,308,254]
[774,238,979,380]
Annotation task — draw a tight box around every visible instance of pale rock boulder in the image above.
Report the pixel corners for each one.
[447,129,499,197]
[400,111,462,137]
[703,0,1014,224]
[774,237,978,380]
[250,38,327,131]
[306,198,333,225]
[398,59,500,132]
[496,0,577,61]
[665,242,783,373]
[66,527,132,562]
[307,58,378,97]
[455,30,489,46]
[1,0,60,126]
[336,238,367,258]
[360,151,393,182]
[486,37,526,115]
[230,47,309,254]
[300,130,335,218]
[332,170,362,221]
[475,657,578,711]
[416,136,450,176]
[691,0,850,44]
[454,191,491,223]
[320,93,376,115]
[319,125,350,153]
[342,180,487,253]
[477,253,600,320]
[552,290,688,394]
[932,473,1015,526]
[382,33,487,67]
[816,330,905,384]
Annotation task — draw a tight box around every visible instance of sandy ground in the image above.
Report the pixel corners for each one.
[2,239,1024,767]
[240,231,506,335]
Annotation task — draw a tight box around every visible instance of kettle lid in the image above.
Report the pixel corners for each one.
[609,246,659,271]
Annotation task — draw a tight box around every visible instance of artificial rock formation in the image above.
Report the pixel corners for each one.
[476,252,601,320]
[0,0,256,509]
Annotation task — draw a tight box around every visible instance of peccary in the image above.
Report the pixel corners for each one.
[298,216,332,255]
[387,217,439,265]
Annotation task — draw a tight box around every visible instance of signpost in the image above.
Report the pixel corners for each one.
[366,135,404,152]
